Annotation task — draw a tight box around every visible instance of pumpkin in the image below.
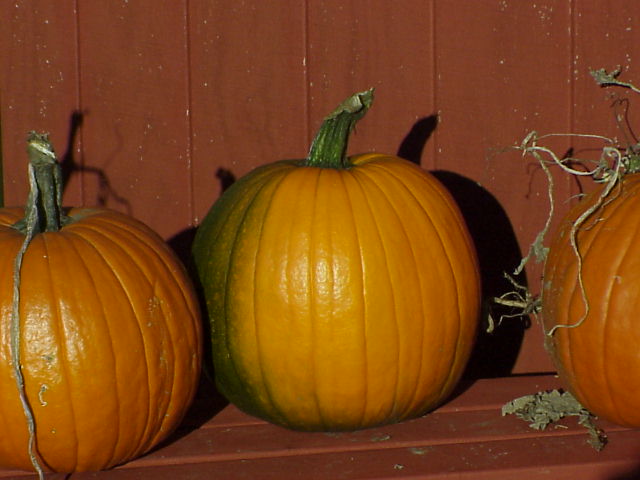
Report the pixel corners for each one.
[0,133,202,474]
[542,173,640,427]
[192,90,480,431]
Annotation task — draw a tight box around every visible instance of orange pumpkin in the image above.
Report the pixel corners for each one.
[0,133,202,473]
[193,90,481,431]
[542,173,640,427]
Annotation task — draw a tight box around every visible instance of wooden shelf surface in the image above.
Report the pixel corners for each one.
[2,374,639,479]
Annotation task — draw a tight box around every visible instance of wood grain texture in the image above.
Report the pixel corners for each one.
[306,1,435,159]
[76,2,192,240]
[188,1,308,225]
[1,375,638,479]
[0,1,81,204]
[573,1,640,139]
[1,0,640,373]
[433,1,576,374]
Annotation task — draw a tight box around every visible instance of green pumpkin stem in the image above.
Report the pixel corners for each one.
[305,88,374,168]
[13,132,69,234]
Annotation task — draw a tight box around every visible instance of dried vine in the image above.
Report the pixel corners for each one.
[11,133,63,479]
[493,68,640,338]
[496,67,640,450]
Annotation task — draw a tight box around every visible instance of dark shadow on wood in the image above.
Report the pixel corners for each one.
[154,226,228,456]
[432,170,529,379]
[167,225,198,271]
[161,174,232,451]
[396,114,439,165]
[608,463,640,480]
[59,110,132,214]
[216,167,236,193]
[397,115,529,379]
[146,373,228,459]
[59,110,84,188]
[168,225,219,386]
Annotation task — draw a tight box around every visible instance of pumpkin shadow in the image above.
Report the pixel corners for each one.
[166,166,238,387]
[396,116,529,380]
[141,376,226,462]
[143,227,229,456]
[59,110,133,213]
[168,226,228,396]
[397,114,439,165]
[431,170,529,379]
[157,167,243,447]
[606,459,640,480]
[120,232,226,463]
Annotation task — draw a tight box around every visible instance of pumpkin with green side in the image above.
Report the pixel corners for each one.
[0,133,203,474]
[193,90,481,431]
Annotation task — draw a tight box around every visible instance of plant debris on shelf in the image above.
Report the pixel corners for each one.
[502,389,608,451]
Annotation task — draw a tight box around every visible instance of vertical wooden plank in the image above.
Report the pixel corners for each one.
[189,2,308,224]
[433,0,575,256]
[306,1,435,162]
[573,2,640,146]
[3,0,638,375]
[433,1,576,374]
[77,1,191,240]
[0,1,81,206]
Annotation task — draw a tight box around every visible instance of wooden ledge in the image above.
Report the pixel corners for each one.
[3,374,639,479]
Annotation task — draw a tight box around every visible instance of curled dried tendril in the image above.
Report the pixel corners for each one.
[491,67,640,452]
[513,131,627,336]
[493,67,640,337]
[591,66,640,96]
[488,273,540,334]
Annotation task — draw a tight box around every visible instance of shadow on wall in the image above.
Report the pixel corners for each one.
[60,110,132,215]
[433,170,529,379]
[397,115,529,379]
[608,462,640,480]
[166,169,240,409]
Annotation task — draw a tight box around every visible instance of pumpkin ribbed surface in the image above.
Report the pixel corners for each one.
[542,173,640,427]
[193,154,480,431]
[0,207,202,472]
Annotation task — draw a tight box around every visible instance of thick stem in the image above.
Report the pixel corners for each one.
[305,88,374,169]
[13,132,68,234]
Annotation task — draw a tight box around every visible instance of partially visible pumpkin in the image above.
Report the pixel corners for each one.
[193,90,480,431]
[542,173,640,427]
[0,133,202,473]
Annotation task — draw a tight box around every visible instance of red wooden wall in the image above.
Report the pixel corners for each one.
[1,1,639,374]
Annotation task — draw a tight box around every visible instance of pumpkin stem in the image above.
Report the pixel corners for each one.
[13,132,70,234]
[305,88,374,168]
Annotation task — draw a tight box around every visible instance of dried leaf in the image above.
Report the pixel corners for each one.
[502,389,607,450]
